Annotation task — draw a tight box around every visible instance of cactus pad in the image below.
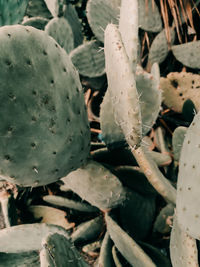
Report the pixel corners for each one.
[0,25,90,187]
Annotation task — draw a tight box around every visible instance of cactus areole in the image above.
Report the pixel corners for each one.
[0,25,90,187]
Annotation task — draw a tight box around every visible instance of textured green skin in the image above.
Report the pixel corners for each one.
[40,233,89,267]
[0,25,90,187]
[0,0,29,26]
[22,17,49,30]
[45,17,74,54]
[70,40,105,78]
[0,251,40,267]
[177,111,200,239]
[61,159,126,210]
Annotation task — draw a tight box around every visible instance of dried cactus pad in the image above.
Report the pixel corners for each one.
[0,25,90,187]
[160,72,200,112]
[177,111,200,239]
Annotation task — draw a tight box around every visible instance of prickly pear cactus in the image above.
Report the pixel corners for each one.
[0,0,29,26]
[176,111,200,239]
[0,25,90,187]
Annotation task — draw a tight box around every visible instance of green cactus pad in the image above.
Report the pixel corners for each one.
[40,233,89,267]
[0,25,90,187]
[22,17,49,30]
[160,72,200,112]
[100,90,125,148]
[64,4,83,47]
[148,28,175,65]
[0,251,40,267]
[105,213,156,267]
[105,24,142,148]
[0,0,29,26]
[43,195,98,213]
[170,215,198,267]
[177,111,200,239]
[0,223,69,253]
[61,160,126,210]
[45,17,74,54]
[138,0,162,32]
[25,0,52,19]
[172,41,200,69]
[70,40,105,78]
[136,66,162,136]
[86,0,120,43]
[172,126,187,161]
[71,216,103,245]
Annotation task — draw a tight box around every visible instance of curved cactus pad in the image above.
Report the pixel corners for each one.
[0,25,90,187]
[177,111,200,239]
[61,160,126,210]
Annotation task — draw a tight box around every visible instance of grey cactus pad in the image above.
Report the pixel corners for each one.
[70,40,105,78]
[172,41,200,69]
[148,28,175,65]
[40,233,89,267]
[0,25,90,187]
[0,0,29,26]
[43,0,64,17]
[61,160,126,210]
[45,17,74,54]
[86,0,120,43]
[172,126,187,161]
[22,17,49,30]
[177,111,200,239]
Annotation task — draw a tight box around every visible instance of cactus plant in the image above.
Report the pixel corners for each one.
[0,25,90,187]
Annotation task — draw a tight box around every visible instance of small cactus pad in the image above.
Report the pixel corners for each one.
[172,41,200,69]
[43,0,64,17]
[61,160,126,210]
[22,16,49,30]
[86,0,120,43]
[70,40,105,78]
[177,111,200,239]
[45,17,74,54]
[104,24,142,148]
[0,251,40,267]
[148,28,175,65]
[0,0,29,26]
[160,72,200,112]
[25,0,52,19]
[0,25,90,187]
[40,233,89,267]
[170,215,198,267]
[138,0,162,32]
